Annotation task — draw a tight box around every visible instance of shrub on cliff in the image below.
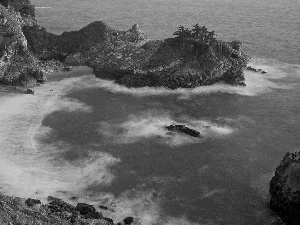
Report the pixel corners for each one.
[173,24,216,44]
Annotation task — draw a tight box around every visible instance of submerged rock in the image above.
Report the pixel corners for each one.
[270,151,300,224]
[165,124,202,137]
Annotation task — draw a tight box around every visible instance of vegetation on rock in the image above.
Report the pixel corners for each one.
[0,0,35,17]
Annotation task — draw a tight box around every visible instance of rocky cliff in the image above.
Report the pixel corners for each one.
[0,3,46,86]
[1,2,249,88]
[63,24,249,89]
[270,152,300,224]
[23,18,249,89]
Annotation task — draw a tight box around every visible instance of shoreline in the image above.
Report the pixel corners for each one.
[0,65,93,97]
[0,192,128,225]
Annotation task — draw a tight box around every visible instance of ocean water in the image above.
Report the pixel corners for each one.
[0,0,300,224]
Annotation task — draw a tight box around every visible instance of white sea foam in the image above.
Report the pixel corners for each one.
[81,60,294,99]
[0,77,119,201]
[82,189,205,225]
[98,110,235,146]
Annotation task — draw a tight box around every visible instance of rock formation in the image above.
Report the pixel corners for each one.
[270,151,300,224]
[0,193,134,224]
[0,1,250,88]
[22,16,249,89]
[65,24,250,89]
[0,3,46,86]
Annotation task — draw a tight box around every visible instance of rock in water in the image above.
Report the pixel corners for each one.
[123,216,134,224]
[24,88,35,94]
[270,151,300,224]
[246,66,267,74]
[165,125,202,137]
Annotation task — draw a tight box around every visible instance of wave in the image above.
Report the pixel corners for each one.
[35,7,53,9]
[86,57,298,98]
[0,77,119,201]
[81,189,211,225]
[98,109,236,146]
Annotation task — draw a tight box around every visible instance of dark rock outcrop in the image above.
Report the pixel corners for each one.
[270,152,300,224]
[165,124,202,137]
[24,88,34,94]
[25,198,41,207]
[123,216,134,224]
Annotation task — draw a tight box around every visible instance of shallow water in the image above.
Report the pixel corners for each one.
[0,0,300,224]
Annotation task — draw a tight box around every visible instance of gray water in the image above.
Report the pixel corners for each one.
[0,0,300,224]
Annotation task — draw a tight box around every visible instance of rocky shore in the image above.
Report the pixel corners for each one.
[0,193,133,225]
[0,0,252,89]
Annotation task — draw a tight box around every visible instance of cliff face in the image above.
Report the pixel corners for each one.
[270,152,300,224]
[0,4,46,86]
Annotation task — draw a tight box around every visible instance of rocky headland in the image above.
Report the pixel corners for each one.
[270,152,300,224]
[0,0,251,89]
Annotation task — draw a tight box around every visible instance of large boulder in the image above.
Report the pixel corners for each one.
[270,152,300,224]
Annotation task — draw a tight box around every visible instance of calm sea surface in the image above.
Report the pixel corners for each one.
[0,0,300,224]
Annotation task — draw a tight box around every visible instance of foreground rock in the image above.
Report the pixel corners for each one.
[270,152,300,224]
[0,193,134,225]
